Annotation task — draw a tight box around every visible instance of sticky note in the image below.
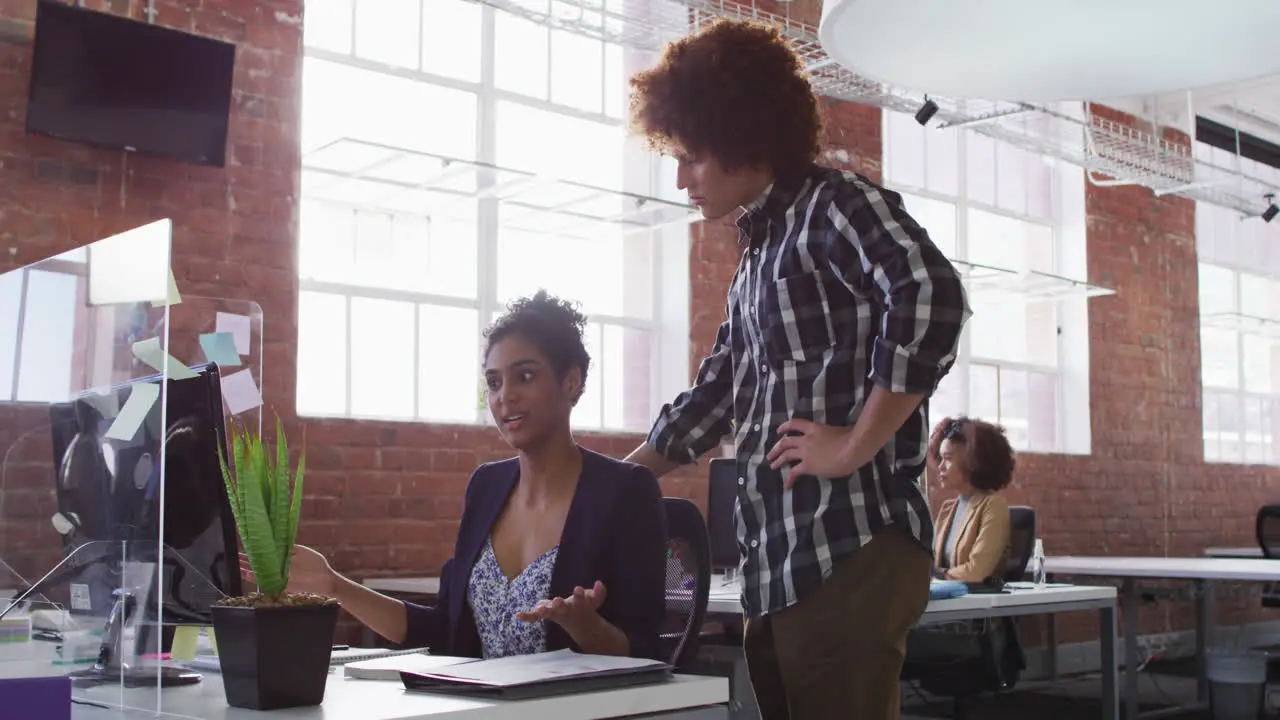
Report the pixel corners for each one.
[131,338,198,380]
[199,332,242,367]
[215,312,252,355]
[150,268,182,307]
[221,369,263,416]
[170,626,199,661]
[105,383,159,441]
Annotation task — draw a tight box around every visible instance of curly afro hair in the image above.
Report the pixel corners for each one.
[928,416,1017,493]
[628,18,822,178]
[483,290,591,402]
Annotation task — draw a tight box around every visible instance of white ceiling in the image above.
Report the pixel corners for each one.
[818,0,1280,102]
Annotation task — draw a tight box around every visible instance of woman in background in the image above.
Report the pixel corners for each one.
[905,417,1024,695]
[245,291,667,659]
[928,416,1017,582]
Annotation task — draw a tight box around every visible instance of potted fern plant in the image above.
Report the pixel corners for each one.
[210,418,338,710]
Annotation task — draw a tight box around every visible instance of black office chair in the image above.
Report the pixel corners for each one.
[1005,506,1037,582]
[904,505,1033,719]
[659,498,711,671]
[1256,505,1280,607]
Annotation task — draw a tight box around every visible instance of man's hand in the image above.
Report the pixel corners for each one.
[766,418,859,489]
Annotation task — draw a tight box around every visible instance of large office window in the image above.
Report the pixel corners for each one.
[297,1,688,431]
[0,249,85,404]
[883,108,1091,453]
[1197,143,1280,464]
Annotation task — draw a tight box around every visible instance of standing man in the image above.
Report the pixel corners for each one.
[624,19,971,720]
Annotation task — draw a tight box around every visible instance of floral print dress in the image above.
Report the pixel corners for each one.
[467,538,559,659]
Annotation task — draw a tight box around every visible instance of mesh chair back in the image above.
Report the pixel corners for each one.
[660,497,711,670]
[1256,506,1280,607]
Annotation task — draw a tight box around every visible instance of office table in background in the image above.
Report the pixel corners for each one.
[1043,554,1280,720]
[1204,546,1262,559]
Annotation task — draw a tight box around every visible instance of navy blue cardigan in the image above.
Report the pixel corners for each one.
[401,448,667,660]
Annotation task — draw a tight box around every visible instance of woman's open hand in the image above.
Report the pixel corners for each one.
[515,580,607,632]
[239,545,337,597]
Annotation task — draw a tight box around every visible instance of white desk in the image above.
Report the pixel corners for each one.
[65,670,727,720]
[1042,555,1280,720]
[1046,555,1280,580]
[365,577,442,596]
[364,576,1119,718]
[708,576,1115,621]
[0,632,727,720]
[1204,546,1263,559]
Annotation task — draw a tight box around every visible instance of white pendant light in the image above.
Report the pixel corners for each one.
[818,0,1280,101]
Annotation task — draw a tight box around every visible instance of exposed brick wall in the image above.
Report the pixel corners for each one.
[0,1,1273,649]
[0,0,304,595]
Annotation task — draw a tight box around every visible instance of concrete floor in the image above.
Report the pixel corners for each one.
[901,660,1276,719]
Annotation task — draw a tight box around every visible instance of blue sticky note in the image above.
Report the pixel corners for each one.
[199,332,243,367]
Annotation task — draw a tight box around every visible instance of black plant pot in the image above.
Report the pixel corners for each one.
[209,601,339,710]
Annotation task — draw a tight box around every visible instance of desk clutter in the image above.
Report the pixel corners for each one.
[186,645,672,700]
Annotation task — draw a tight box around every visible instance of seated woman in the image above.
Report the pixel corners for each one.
[903,417,1022,694]
[251,291,668,659]
[927,416,1017,583]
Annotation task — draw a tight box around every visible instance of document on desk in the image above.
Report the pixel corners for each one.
[400,648,671,700]
[345,653,472,681]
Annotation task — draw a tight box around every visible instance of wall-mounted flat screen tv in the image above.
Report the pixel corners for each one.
[25,0,236,167]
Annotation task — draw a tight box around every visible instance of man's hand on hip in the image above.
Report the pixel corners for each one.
[767,418,859,489]
[767,386,926,489]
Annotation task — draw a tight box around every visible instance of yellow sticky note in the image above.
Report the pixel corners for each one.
[170,626,199,661]
[206,627,218,655]
[131,338,198,380]
[150,269,182,307]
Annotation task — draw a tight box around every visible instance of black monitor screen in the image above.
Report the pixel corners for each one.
[707,458,740,570]
[25,0,236,167]
[47,363,242,624]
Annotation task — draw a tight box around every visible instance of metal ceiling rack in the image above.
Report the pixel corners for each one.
[949,259,1116,302]
[1201,311,1280,340]
[301,138,701,238]
[464,0,1277,217]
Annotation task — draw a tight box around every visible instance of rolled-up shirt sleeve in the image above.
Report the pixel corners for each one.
[827,184,970,395]
[645,319,736,464]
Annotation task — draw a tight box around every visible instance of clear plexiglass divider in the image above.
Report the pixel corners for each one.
[0,219,264,717]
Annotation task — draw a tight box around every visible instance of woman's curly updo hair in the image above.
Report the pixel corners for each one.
[627,18,822,179]
[928,416,1017,492]
[483,290,591,404]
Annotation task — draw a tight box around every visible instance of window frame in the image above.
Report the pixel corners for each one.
[882,108,1076,453]
[296,1,680,431]
[1198,260,1280,465]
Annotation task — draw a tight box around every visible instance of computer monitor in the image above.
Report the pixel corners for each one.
[42,362,241,687]
[707,458,740,572]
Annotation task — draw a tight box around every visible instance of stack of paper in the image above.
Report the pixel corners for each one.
[344,653,473,681]
[400,649,671,700]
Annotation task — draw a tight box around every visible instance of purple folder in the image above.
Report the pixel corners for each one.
[0,675,71,720]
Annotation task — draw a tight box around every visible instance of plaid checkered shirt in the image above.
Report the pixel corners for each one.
[647,165,971,618]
